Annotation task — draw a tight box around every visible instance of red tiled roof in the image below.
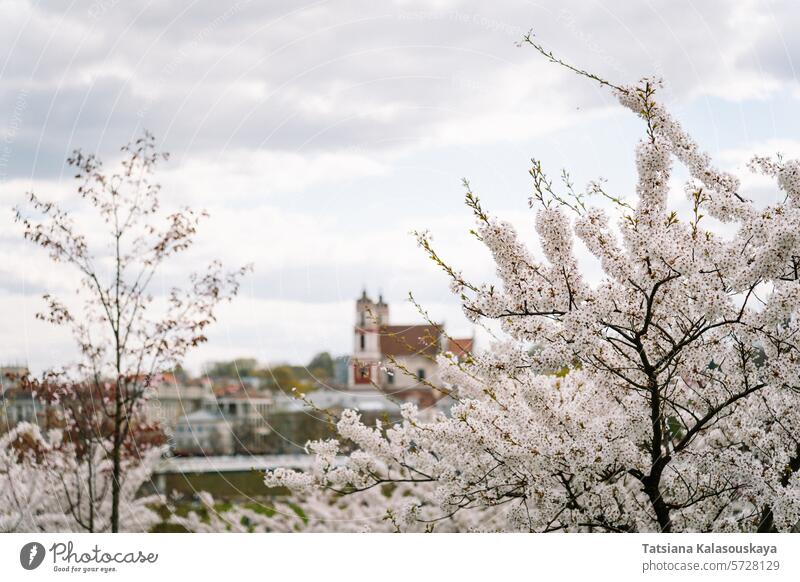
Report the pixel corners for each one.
[379,324,442,357]
[447,338,474,358]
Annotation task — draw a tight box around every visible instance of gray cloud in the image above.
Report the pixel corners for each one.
[1,0,796,180]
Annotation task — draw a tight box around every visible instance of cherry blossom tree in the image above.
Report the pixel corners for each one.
[263,38,800,533]
[1,372,167,532]
[13,134,249,532]
[0,422,163,533]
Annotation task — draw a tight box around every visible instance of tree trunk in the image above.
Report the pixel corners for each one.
[646,375,672,532]
[88,447,95,533]
[110,392,123,533]
[757,506,777,533]
[644,472,672,532]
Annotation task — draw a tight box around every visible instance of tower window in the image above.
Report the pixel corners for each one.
[359,334,365,349]
[417,368,425,381]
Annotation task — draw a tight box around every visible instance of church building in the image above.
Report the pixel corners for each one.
[348,290,473,404]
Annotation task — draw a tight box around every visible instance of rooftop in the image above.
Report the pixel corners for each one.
[447,337,474,359]
[378,324,443,357]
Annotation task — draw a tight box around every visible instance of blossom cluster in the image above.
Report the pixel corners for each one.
[0,423,164,533]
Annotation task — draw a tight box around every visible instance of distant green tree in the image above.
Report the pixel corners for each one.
[260,365,299,392]
[204,358,258,379]
[307,352,334,378]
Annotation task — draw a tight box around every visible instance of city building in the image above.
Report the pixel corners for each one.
[143,374,214,430]
[173,409,235,456]
[216,392,274,453]
[0,366,40,426]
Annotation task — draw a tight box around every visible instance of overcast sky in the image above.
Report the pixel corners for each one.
[1,0,799,373]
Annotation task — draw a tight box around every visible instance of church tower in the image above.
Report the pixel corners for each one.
[349,290,382,387]
[375,293,389,326]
